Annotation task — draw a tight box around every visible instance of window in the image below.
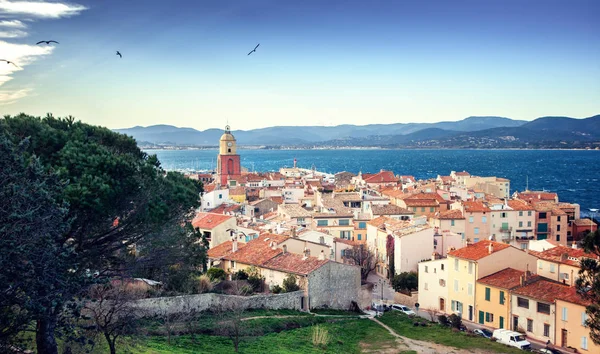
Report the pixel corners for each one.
[550,264,556,273]
[582,312,588,327]
[474,227,479,235]
[539,262,543,269]
[557,224,561,231]
[230,260,235,268]
[357,234,362,240]
[517,297,529,309]
[556,234,560,242]
[439,279,446,287]
[218,194,223,199]
[430,207,435,212]
[581,336,588,350]
[413,207,417,212]
[451,220,455,226]
[469,216,474,223]
[527,221,532,227]
[467,262,473,274]
[485,287,491,301]
[486,312,494,322]
[454,259,459,271]
[519,211,523,216]
[527,319,533,332]
[339,219,350,226]
[441,264,445,271]
[421,207,425,212]
[557,216,561,222]
[468,283,473,296]
[482,216,487,223]
[539,212,547,219]
[562,307,568,321]
[519,221,523,227]
[317,220,328,226]
[340,231,351,239]
[544,323,550,337]
[500,291,505,305]
[528,211,532,216]
[501,212,507,218]
[537,302,550,315]
[454,280,459,292]
[425,266,429,273]
[358,222,366,229]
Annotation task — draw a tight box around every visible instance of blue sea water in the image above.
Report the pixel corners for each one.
[146,149,600,214]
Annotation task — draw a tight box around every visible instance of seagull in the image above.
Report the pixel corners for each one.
[36,40,59,45]
[116,51,122,58]
[0,59,20,68]
[247,43,260,56]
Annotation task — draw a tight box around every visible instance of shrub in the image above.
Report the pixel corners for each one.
[207,268,227,281]
[232,269,248,281]
[437,314,450,327]
[311,325,330,348]
[271,285,283,294]
[391,272,418,292]
[448,314,462,329]
[239,285,253,296]
[283,274,300,293]
[196,275,213,293]
[248,275,264,292]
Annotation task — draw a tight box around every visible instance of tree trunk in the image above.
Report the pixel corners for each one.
[36,317,58,354]
[104,333,116,354]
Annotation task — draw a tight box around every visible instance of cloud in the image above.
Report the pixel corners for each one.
[0,19,27,28]
[0,87,31,104]
[0,0,87,19]
[0,40,53,86]
[0,29,26,37]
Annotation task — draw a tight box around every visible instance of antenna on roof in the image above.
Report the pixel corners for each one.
[526,175,529,192]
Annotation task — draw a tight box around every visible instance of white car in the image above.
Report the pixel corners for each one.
[391,304,416,316]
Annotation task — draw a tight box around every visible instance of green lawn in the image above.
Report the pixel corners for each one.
[378,312,523,353]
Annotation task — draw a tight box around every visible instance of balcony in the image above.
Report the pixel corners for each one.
[499,226,513,232]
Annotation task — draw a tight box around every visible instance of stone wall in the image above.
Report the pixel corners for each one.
[131,291,304,317]
[307,261,361,309]
[358,283,373,310]
[394,291,419,308]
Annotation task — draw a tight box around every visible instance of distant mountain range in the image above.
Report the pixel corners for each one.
[115,115,600,149]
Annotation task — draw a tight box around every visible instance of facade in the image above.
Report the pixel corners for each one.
[430,209,465,239]
[533,202,569,245]
[192,212,237,248]
[249,198,280,217]
[216,125,241,186]
[200,185,229,212]
[476,268,528,330]
[460,201,492,243]
[555,287,599,352]
[312,213,355,240]
[418,258,449,313]
[534,245,589,287]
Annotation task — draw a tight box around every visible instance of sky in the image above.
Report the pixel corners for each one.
[0,0,598,131]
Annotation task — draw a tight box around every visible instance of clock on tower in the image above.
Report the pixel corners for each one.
[216,125,241,186]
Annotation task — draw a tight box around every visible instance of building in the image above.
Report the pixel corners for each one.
[555,287,599,353]
[249,198,280,218]
[418,257,449,313]
[571,218,597,243]
[447,241,537,322]
[192,212,236,248]
[532,202,569,245]
[460,201,492,243]
[533,245,595,287]
[430,209,465,239]
[200,184,229,212]
[216,125,241,186]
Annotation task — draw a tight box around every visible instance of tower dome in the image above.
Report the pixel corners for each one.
[220,125,235,142]
[219,125,236,155]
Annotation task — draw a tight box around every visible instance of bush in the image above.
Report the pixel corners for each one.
[311,325,330,348]
[283,274,300,293]
[195,275,213,293]
[391,272,418,292]
[271,285,282,294]
[448,314,462,329]
[207,268,227,281]
[232,269,248,281]
[438,314,450,327]
[248,275,264,292]
[239,285,253,296]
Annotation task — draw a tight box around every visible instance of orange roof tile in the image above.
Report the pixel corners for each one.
[192,213,234,229]
[437,209,465,220]
[407,192,446,203]
[372,204,414,215]
[363,170,399,184]
[404,199,438,207]
[454,171,470,176]
[572,218,597,227]
[463,201,492,213]
[207,240,243,259]
[229,186,246,196]
[535,245,597,267]
[225,233,288,265]
[448,240,510,261]
[555,286,593,307]
[210,204,241,215]
[507,199,534,211]
[204,184,217,193]
[261,252,329,275]
[477,268,530,289]
[513,278,571,303]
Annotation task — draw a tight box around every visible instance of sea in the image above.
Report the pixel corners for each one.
[145,149,600,215]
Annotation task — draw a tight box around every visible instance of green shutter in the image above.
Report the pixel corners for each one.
[485,287,491,301]
[499,316,504,329]
[479,311,485,324]
[500,291,505,305]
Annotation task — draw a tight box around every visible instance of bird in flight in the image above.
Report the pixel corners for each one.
[247,43,260,56]
[0,59,20,68]
[116,51,122,58]
[36,40,59,45]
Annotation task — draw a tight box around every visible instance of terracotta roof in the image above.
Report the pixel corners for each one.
[454,171,470,176]
[207,240,242,259]
[535,245,597,267]
[279,204,312,218]
[372,204,414,215]
[572,218,597,227]
[367,216,392,228]
[313,213,354,219]
[448,240,511,261]
[204,184,217,193]
[437,209,465,220]
[363,170,399,184]
[555,286,593,307]
[334,238,360,246]
[261,211,278,220]
[439,176,455,183]
[209,203,241,215]
[517,192,558,203]
[192,213,234,229]
[513,278,571,303]
[261,252,329,275]
[381,188,408,199]
[332,192,363,202]
[404,199,438,207]
[226,233,288,265]
[507,199,534,211]
[463,201,492,213]
[406,192,446,203]
[478,268,530,290]
[269,196,284,204]
[229,186,246,196]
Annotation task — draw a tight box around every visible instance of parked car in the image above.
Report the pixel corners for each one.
[535,348,562,354]
[391,304,416,316]
[473,329,493,339]
[492,329,531,350]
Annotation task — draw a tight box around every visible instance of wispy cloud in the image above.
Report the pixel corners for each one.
[0,87,31,104]
[0,19,27,28]
[0,40,52,87]
[0,29,26,37]
[0,0,87,19]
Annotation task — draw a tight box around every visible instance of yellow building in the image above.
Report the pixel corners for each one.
[228,186,247,203]
[476,268,528,329]
[555,287,600,352]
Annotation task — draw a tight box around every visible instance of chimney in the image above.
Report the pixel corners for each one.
[488,242,494,254]
[271,241,278,250]
[282,245,287,254]
[302,247,309,260]
[318,250,325,260]
[561,253,568,262]
[572,243,577,249]
[291,227,297,238]
[232,239,238,253]
[520,275,524,287]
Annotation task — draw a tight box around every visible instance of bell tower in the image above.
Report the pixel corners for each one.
[216,125,241,186]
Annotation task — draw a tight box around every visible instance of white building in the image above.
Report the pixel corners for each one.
[200,187,229,212]
[418,257,449,313]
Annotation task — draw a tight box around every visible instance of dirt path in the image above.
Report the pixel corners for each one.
[369,317,492,354]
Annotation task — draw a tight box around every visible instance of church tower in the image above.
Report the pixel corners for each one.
[216,125,241,186]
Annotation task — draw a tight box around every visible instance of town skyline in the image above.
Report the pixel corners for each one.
[0,0,598,130]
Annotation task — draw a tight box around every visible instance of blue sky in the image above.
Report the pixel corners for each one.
[0,0,598,130]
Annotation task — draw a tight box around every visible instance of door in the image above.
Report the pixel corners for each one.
[479,311,485,324]
[439,298,445,312]
[499,316,504,329]
[469,306,473,321]
[513,316,519,331]
[561,329,568,348]
[301,296,305,310]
